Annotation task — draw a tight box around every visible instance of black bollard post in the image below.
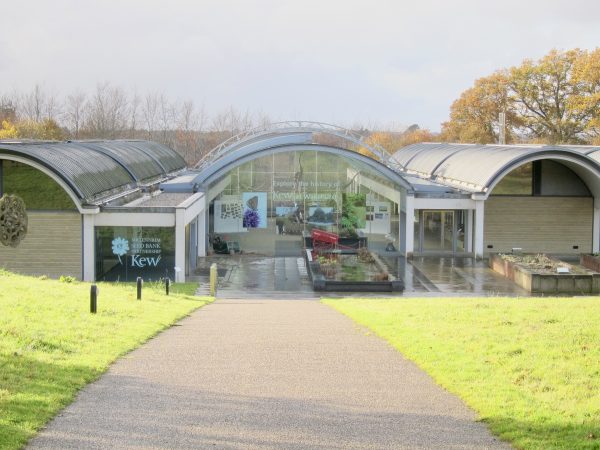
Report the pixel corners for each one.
[90,284,97,314]
[136,277,143,300]
[165,277,170,296]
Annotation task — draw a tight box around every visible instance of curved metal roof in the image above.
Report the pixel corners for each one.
[391,143,600,194]
[0,140,186,204]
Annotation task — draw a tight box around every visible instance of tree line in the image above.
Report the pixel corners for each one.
[0,83,273,164]
[441,48,600,145]
[3,47,596,167]
[0,82,435,164]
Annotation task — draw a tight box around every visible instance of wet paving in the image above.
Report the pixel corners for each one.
[193,254,531,298]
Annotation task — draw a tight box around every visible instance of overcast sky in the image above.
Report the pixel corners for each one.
[1,0,599,131]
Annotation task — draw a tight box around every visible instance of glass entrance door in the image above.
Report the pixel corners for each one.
[422,211,453,251]
[416,210,465,254]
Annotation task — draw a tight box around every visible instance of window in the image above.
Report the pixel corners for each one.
[1,161,77,210]
[491,163,532,195]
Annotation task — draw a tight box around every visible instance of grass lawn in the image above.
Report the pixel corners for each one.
[323,297,600,450]
[0,270,211,450]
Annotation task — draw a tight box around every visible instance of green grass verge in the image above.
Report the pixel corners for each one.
[323,297,600,450]
[0,270,211,449]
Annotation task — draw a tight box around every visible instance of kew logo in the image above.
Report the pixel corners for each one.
[131,255,162,268]
[112,236,162,268]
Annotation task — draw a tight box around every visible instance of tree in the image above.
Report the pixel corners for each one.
[16,119,66,140]
[569,48,600,142]
[64,91,86,139]
[365,127,435,152]
[441,71,520,143]
[509,49,589,144]
[442,48,600,144]
[0,120,18,139]
[84,82,128,139]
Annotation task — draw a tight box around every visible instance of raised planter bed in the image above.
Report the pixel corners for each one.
[305,249,404,292]
[580,254,600,273]
[489,253,600,294]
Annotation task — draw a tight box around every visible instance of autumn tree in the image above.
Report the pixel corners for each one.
[569,48,600,143]
[510,49,590,143]
[442,48,600,144]
[0,120,18,139]
[16,119,66,140]
[364,127,435,153]
[441,71,521,143]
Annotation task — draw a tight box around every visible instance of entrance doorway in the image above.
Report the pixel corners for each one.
[414,210,466,254]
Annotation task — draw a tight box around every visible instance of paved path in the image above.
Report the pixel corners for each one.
[29,299,510,449]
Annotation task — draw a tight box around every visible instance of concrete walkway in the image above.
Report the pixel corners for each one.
[29,299,510,449]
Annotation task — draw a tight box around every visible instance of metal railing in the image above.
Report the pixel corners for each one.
[193,121,391,171]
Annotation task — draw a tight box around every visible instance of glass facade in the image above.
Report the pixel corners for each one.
[207,150,402,256]
[491,161,591,197]
[0,161,77,210]
[95,226,175,281]
[414,210,467,254]
[491,162,533,195]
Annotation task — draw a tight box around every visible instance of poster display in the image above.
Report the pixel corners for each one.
[242,192,267,229]
[214,195,245,233]
[362,201,391,234]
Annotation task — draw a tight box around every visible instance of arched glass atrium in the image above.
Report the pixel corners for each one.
[204,148,404,256]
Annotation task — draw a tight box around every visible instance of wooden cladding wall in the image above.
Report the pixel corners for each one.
[484,197,593,254]
[0,212,82,278]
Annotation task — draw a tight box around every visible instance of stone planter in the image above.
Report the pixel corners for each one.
[489,253,600,294]
[305,249,403,292]
[580,254,600,273]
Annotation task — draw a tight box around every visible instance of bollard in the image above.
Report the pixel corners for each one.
[136,277,143,300]
[165,277,170,296]
[209,263,218,297]
[90,284,98,314]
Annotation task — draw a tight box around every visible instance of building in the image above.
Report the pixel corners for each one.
[2,123,600,283]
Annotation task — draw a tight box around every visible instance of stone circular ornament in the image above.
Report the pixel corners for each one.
[0,195,28,247]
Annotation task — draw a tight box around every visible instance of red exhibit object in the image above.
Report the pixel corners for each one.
[311,229,339,245]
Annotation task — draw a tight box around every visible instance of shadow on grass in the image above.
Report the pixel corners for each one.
[485,415,600,450]
[0,354,104,450]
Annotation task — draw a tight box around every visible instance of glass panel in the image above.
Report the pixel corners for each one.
[413,210,420,252]
[442,211,454,251]
[455,210,465,252]
[95,226,175,281]
[423,211,441,250]
[422,211,454,251]
[1,161,77,210]
[491,163,532,195]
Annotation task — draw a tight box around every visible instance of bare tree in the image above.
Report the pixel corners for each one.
[45,91,61,122]
[84,82,129,139]
[128,90,141,139]
[20,84,46,122]
[0,93,18,122]
[141,92,159,141]
[158,93,174,146]
[173,100,200,163]
[65,91,86,139]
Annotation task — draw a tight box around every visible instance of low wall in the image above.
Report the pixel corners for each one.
[489,254,600,294]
